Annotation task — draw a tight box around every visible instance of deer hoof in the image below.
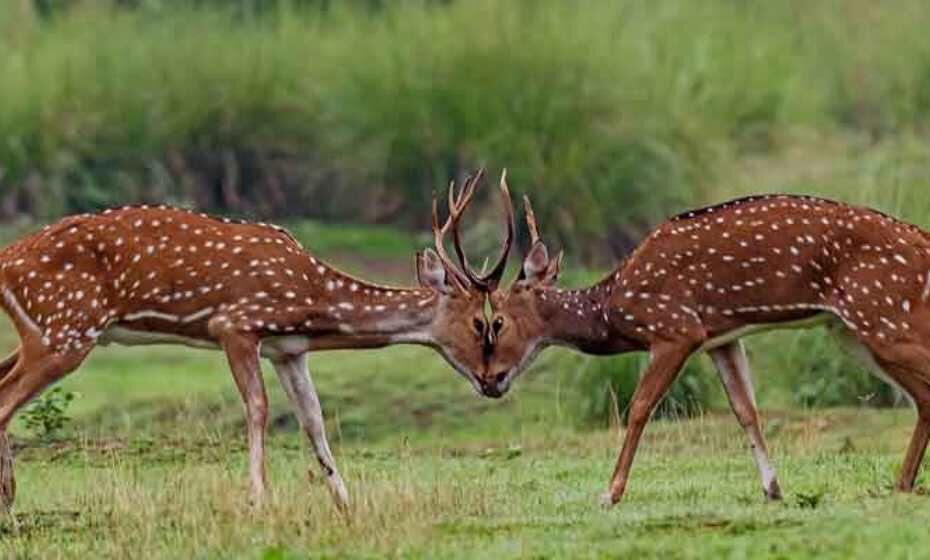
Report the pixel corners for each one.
[765,480,783,501]
[599,491,617,510]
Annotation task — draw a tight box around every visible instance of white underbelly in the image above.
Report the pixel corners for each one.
[700,313,834,351]
[98,325,221,351]
[98,325,314,362]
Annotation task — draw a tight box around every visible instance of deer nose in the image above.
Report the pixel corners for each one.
[481,384,503,399]
[477,371,508,399]
[478,372,508,399]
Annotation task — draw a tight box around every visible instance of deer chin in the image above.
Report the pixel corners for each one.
[484,339,546,398]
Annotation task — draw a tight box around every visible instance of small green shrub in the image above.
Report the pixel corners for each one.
[748,329,900,408]
[573,353,716,427]
[21,386,76,441]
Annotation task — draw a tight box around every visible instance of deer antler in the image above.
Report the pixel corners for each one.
[477,170,515,290]
[449,170,515,292]
[432,168,515,292]
[432,184,473,292]
[523,192,540,246]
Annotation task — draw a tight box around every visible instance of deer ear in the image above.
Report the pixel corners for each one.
[522,241,550,284]
[541,249,562,285]
[416,249,449,292]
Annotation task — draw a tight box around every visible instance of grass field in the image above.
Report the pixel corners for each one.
[2,351,928,559]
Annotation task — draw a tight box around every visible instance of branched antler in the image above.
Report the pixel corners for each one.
[477,170,515,290]
[432,181,473,292]
[432,169,515,292]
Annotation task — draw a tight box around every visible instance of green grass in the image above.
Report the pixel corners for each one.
[3,394,929,558]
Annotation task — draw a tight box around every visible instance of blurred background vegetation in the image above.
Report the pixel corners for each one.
[1,0,929,433]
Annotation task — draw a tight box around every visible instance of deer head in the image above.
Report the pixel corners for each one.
[482,194,563,398]
[417,169,515,392]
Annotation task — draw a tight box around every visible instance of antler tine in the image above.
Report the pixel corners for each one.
[475,169,515,290]
[447,179,458,217]
[440,168,515,292]
[523,193,540,246]
[450,169,488,290]
[449,168,482,218]
[431,192,470,291]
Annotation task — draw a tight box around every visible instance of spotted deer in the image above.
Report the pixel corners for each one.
[0,169,513,512]
[479,191,930,506]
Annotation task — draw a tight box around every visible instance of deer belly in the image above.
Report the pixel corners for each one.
[98,325,221,350]
[701,312,834,350]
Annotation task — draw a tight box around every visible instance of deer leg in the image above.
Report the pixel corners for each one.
[892,375,930,492]
[0,344,89,512]
[709,340,781,500]
[833,331,930,492]
[601,342,697,508]
[0,347,19,380]
[220,332,269,506]
[869,356,930,492]
[272,354,349,512]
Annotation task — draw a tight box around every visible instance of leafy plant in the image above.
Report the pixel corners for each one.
[21,387,76,442]
[794,489,826,509]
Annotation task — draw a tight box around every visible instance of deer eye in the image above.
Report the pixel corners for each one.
[492,317,504,334]
[473,318,485,335]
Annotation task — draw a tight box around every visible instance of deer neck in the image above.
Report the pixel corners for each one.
[533,283,638,354]
[302,274,440,348]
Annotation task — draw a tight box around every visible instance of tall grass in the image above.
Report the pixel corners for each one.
[2,0,930,250]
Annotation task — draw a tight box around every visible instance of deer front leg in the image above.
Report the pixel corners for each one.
[272,354,349,512]
[220,332,269,507]
[601,342,696,508]
[709,340,781,500]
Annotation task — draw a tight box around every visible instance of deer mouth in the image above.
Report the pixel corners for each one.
[478,371,510,398]
[480,385,505,399]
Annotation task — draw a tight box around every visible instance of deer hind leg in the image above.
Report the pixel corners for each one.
[709,340,781,500]
[0,347,21,502]
[602,341,697,508]
[272,353,349,512]
[219,332,269,506]
[863,357,930,492]
[0,278,95,512]
[833,326,930,492]
[884,369,930,492]
[0,341,90,512]
[870,348,930,492]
